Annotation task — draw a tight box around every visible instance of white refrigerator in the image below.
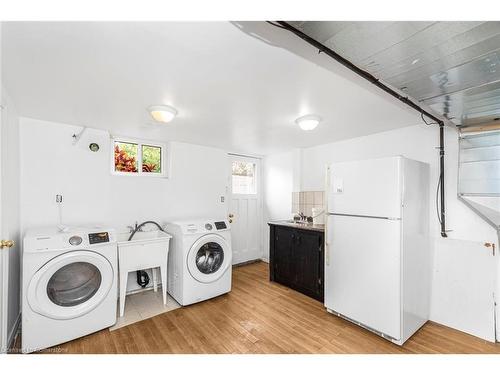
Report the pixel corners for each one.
[325,156,431,345]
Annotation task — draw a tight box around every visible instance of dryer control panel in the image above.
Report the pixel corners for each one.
[88,232,110,244]
[23,227,116,252]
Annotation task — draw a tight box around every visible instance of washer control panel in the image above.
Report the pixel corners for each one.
[214,221,227,230]
[172,220,230,235]
[88,232,110,244]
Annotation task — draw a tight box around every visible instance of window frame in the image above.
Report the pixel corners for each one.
[230,156,259,196]
[110,137,169,178]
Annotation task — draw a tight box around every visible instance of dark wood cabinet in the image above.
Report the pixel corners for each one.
[269,224,324,302]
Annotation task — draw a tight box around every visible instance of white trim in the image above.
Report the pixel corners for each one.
[7,312,20,351]
[0,249,8,353]
[227,152,263,160]
[110,136,169,178]
[230,154,259,196]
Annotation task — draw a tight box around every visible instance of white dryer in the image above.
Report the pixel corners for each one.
[164,219,232,306]
[22,227,117,353]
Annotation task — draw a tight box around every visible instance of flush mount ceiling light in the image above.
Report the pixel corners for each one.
[295,114,321,131]
[148,105,178,123]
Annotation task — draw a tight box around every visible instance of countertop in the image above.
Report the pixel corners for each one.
[268,220,325,232]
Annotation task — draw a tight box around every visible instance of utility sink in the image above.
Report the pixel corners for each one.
[117,230,172,246]
[116,229,172,318]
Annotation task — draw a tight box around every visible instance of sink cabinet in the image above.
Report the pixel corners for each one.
[268,224,324,302]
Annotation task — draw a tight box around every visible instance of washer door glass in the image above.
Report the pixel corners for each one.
[187,234,232,283]
[195,242,224,274]
[47,262,102,307]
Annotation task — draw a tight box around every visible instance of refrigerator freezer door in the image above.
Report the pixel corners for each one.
[327,156,403,219]
[325,214,401,340]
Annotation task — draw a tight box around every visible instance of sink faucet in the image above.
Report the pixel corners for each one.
[127,221,166,241]
[127,221,144,233]
[293,213,308,223]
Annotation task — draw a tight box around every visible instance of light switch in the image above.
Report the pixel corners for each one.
[332,178,344,194]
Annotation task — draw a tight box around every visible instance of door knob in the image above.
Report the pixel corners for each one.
[485,242,496,255]
[1,240,14,249]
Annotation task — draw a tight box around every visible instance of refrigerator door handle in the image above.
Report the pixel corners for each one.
[327,213,401,221]
[325,219,333,266]
[325,164,331,266]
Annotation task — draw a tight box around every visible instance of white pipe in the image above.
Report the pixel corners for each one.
[72,126,87,145]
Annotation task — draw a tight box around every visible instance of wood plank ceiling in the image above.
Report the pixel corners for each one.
[288,21,500,129]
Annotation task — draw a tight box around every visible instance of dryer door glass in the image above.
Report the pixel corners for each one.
[195,242,225,274]
[47,262,102,307]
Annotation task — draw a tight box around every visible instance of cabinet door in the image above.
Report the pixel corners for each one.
[293,230,321,297]
[273,226,295,284]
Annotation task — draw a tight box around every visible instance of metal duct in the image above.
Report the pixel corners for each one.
[271,21,450,237]
[286,21,500,129]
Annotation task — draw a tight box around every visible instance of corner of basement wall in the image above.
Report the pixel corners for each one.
[262,150,295,260]
[296,123,499,342]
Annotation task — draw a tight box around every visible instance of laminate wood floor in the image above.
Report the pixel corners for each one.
[40,261,500,354]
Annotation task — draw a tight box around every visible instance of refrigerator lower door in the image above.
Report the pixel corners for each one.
[325,214,401,340]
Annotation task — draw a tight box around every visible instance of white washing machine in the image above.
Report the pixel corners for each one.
[22,227,117,353]
[164,219,232,306]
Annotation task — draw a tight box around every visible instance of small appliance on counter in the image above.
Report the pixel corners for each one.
[311,207,325,225]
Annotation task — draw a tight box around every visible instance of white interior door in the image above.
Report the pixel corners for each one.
[1,78,18,353]
[0,87,7,352]
[0,87,9,353]
[228,155,262,265]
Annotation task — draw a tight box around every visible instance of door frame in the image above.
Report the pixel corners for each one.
[0,244,8,352]
[227,153,263,264]
[0,95,8,353]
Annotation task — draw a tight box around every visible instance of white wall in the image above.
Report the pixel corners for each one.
[20,117,229,290]
[265,123,499,341]
[15,116,500,340]
[262,151,294,261]
[0,86,21,348]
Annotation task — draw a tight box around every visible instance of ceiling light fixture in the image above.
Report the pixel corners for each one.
[295,114,321,131]
[148,105,178,123]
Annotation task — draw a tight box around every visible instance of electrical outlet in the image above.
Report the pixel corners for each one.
[220,196,225,203]
[56,194,63,203]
